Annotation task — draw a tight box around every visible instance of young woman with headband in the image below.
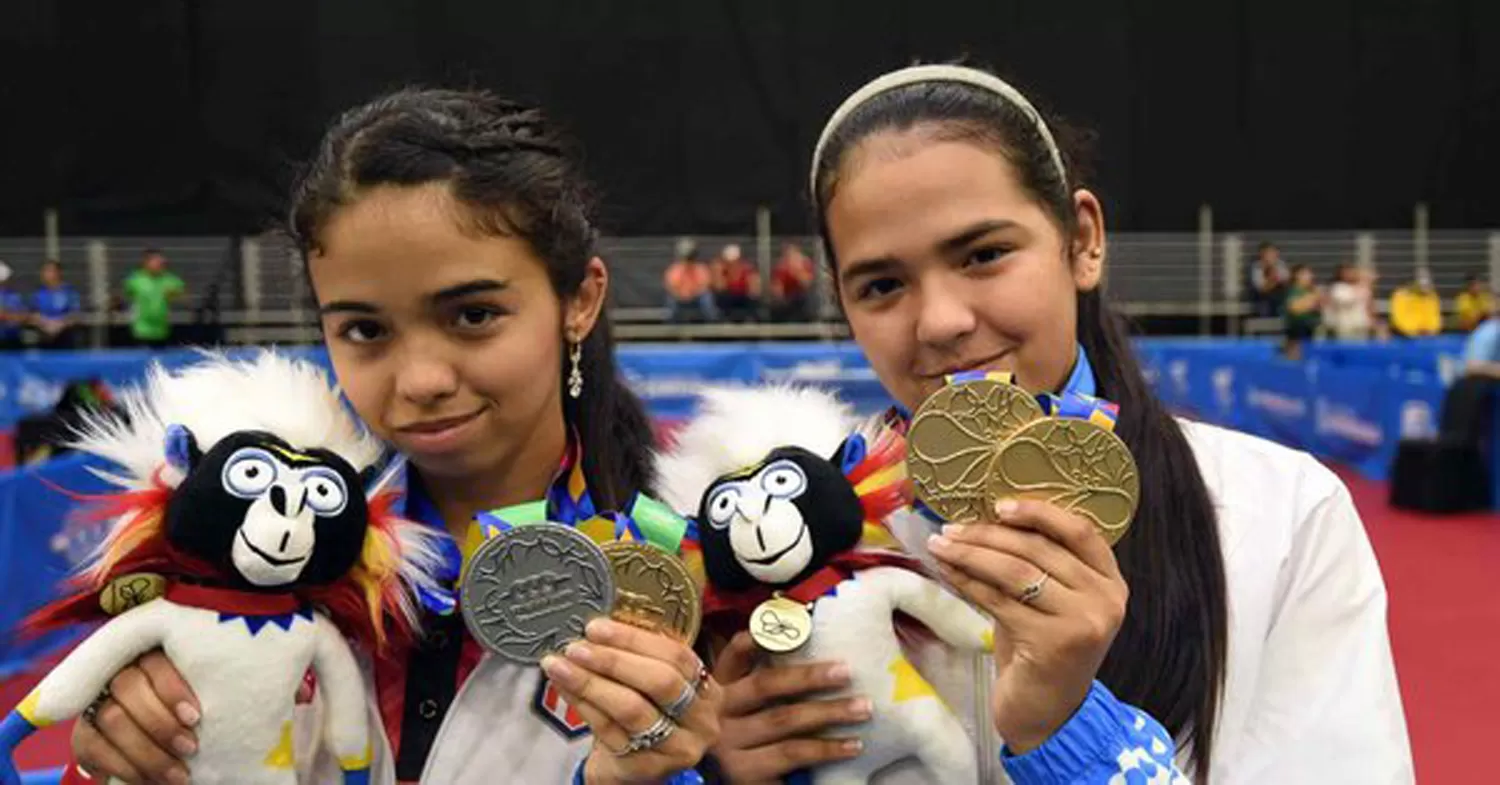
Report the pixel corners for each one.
[690,64,1412,783]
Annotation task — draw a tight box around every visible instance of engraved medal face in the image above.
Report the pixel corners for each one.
[906,379,1045,522]
[749,596,812,653]
[602,541,702,644]
[99,573,166,616]
[460,525,614,664]
[985,418,1140,544]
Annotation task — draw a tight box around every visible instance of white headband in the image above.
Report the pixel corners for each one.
[809,64,1066,199]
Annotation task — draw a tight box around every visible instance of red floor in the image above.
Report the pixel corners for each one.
[5,465,1496,781]
[1339,467,1500,784]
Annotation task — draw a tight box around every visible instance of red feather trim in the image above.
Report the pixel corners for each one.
[303,491,420,654]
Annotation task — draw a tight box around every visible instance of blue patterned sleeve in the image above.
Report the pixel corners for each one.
[1000,681,1190,785]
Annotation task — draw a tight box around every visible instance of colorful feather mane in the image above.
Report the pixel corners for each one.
[841,410,916,554]
[22,351,445,653]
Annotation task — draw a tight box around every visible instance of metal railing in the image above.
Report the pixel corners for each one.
[0,227,1495,346]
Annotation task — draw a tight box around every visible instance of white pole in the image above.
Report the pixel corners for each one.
[241,237,263,329]
[1488,233,1500,290]
[756,206,772,319]
[1223,233,1243,337]
[1356,232,1375,272]
[1198,204,1213,336]
[1414,203,1429,278]
[86,240,109,349]
[43,209,60,262]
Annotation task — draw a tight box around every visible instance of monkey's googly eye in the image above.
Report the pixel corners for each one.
[223,448,278,499]
[300,467,348,516]
[759,460,807,500]
[706,484,742,530]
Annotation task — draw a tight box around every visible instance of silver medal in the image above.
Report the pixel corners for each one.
[460,524,615,665]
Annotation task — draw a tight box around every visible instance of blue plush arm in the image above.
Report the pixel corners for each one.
[1001,681,1189,785]
[569,758,706,785]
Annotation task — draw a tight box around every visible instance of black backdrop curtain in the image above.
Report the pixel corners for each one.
[1,0,1496,236]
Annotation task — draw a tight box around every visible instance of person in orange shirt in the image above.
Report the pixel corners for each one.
[663,242,717,323]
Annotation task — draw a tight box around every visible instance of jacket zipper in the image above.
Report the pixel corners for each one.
[417,652,488,783]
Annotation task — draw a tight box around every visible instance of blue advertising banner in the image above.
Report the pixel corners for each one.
[0,453,113,677]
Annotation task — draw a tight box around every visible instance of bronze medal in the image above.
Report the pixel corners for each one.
[985,417,1139,544]
[601,541,702,644]
[906,378,1045,522]
[100,573,166,616]
[748,595,812,653]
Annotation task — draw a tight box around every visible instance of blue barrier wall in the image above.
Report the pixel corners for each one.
[0,338,1471,675]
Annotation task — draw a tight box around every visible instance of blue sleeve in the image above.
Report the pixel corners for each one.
[1464,322,1499,365]
[568,759,705,785]
[1000,681,1189,785]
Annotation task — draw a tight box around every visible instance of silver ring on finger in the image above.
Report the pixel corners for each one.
[1017,571,1050,605]
[660,677,699,721]
[614,713,677,756]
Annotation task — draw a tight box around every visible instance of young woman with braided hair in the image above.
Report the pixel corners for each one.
[63,89,720,785]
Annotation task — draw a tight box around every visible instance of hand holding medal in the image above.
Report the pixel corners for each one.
[458,497,719,784]
[908,371,1136,752]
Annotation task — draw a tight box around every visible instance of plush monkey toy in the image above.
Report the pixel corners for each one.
[688,398,995,785]
[0,352,443,785]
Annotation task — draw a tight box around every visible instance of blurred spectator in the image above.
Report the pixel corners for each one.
[663,240,717,323]
[0,263,27,350]
[1282,264,1322,359]
[31,259,82,349]
[1324,262,1374,340]
[1248,241,1289,317]
[1462,300,1500,378]
[122,248,186,348]
[770,242,817,322]
[1389,270,1442,338]
[712,243,760,322]
[1455,273,1493,332]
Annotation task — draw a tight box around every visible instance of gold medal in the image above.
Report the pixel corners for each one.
[748,595,812,653]
[601,541,702,644]
[906,378,1045,522]
[99,573,166,616]
[985,417,1139,544]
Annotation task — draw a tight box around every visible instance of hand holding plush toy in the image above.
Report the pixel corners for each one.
[697,413,994,785]
[0,352,443,785]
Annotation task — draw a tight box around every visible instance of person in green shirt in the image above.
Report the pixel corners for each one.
[1282,264,1323,360]
[121,249,185,348]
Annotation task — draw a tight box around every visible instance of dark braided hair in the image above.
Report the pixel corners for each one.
[289,87,656,508]
[814,78,1228,781]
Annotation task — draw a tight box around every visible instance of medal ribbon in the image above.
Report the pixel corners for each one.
[462,450,701,587]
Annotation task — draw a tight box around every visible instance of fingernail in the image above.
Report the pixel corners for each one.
[176,703,200,726]
[585,617,615,641]
[565,642,595,664]
[841,739,864,754]
[941,523,965,537]
[826,663,851,682]
[541,655,576,682]
[927,533,951,551]
[995,499,1019,519]
[172,735,197,756]
[167,767,190,785]
[849,698,873,719]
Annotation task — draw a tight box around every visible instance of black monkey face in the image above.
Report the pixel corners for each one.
[165,429,369,589]
[698,446,864,591]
